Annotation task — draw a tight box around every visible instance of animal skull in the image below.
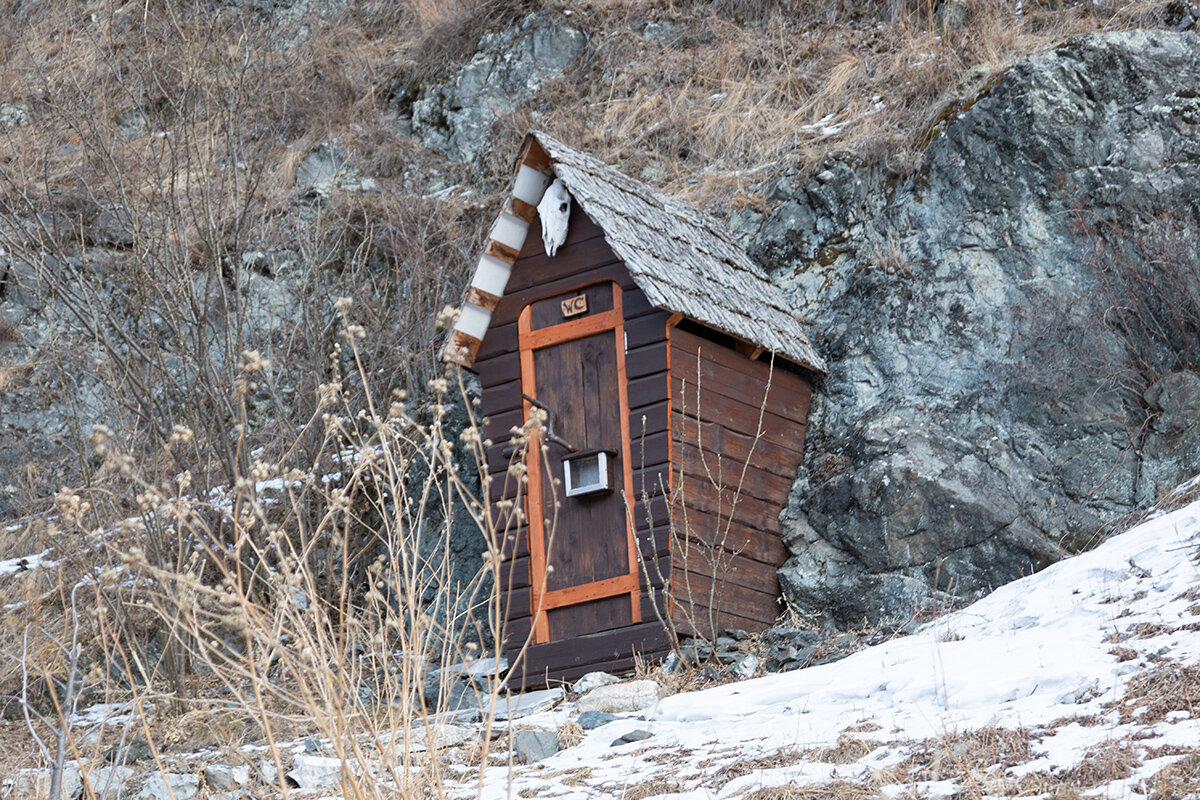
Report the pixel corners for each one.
[538,178,571,257]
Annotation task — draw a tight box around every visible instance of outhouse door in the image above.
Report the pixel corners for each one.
[517,281,642,644]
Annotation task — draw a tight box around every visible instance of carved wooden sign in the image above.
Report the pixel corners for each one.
[560,294,588,318]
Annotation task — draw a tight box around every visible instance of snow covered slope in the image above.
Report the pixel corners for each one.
[466,500,1200,799]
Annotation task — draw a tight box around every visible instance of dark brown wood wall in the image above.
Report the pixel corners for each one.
[667,326,813,639]
[473,203,672,687]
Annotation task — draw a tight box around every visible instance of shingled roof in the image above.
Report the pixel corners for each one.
[443,131,825,374]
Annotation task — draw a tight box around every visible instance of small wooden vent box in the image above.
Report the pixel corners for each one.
[563,450,614,497]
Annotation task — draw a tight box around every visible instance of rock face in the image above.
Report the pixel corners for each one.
[409,15,584,163]
[757,31,1200,628]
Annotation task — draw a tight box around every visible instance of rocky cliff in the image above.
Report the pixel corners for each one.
[751,30,1200,627]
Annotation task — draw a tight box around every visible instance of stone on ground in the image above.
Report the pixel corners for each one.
[203,764,250,792]
[512,730,560,763]
[731,653,760,679]
[570,671,621,695]
[493,687,563,721]
[138,773,199,800]
[575,680,660,713]
[286,755,343,791]
[611,729,653,746]
[86,766,134,799]
[6,763,83,800]
[577,710,617,730]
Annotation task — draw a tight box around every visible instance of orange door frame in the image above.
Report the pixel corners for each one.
[517,281,641,644]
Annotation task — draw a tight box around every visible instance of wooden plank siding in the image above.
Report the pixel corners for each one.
[667,326,813,640]
[474,203,673,688]
[505,622,671,691]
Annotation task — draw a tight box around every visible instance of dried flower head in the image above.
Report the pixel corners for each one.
[169,424,194,445]
[436,305,461,329]
[240,349,270,373]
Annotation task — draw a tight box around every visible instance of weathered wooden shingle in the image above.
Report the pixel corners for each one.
[532,131,825,374]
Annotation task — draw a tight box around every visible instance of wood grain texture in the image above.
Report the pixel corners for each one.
[528,281,615,330]
[668,509,788,567]
[547,594,632,643]
[503,234,654,655]
[667,323,812,636]
[523,298,641,641]
[505,621,671,690]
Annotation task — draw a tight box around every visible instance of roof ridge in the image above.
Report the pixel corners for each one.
[530,131,761,270]
[529,131,824,374]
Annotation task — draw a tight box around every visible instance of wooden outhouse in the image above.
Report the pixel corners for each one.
[443,132,826,687]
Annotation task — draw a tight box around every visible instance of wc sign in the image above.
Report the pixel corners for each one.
[560,294,588,318]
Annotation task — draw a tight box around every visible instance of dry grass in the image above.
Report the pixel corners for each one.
[707,747,804,787]
[0,363,31,394]
[617,776,687,800]
[526,0,1179,207]
[1046,713,1108,728]
[0,0,1184,511]
[640,650,735,695]
[895,725,1034,782]
[1132,622,1173,639]
[1144,753,1200,800]
[0,0,1178,215]
[740,779,884,800]
[0,318,19,345]
[0,338,536,797]
[1061,740,1143,788]
[1112,661,1200,724]
[803,736,880,765]
[1111,645,1140,662]
[539,765,594,785]
[1177,585,1200,603]
[0,0,1194,795]
[555,719,584,749]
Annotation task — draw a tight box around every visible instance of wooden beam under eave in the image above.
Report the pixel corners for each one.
[464,285,501,312]
[485,239,521,264]
[507,196,537,223]
[518,135,552,174]
[735,339,765,361]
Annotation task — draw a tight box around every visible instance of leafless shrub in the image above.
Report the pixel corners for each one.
[1078,214,1200,402]
[630,350,780,655]
[396,0,545,82]
[0,339,540,796]
[1023,211,1200,547]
